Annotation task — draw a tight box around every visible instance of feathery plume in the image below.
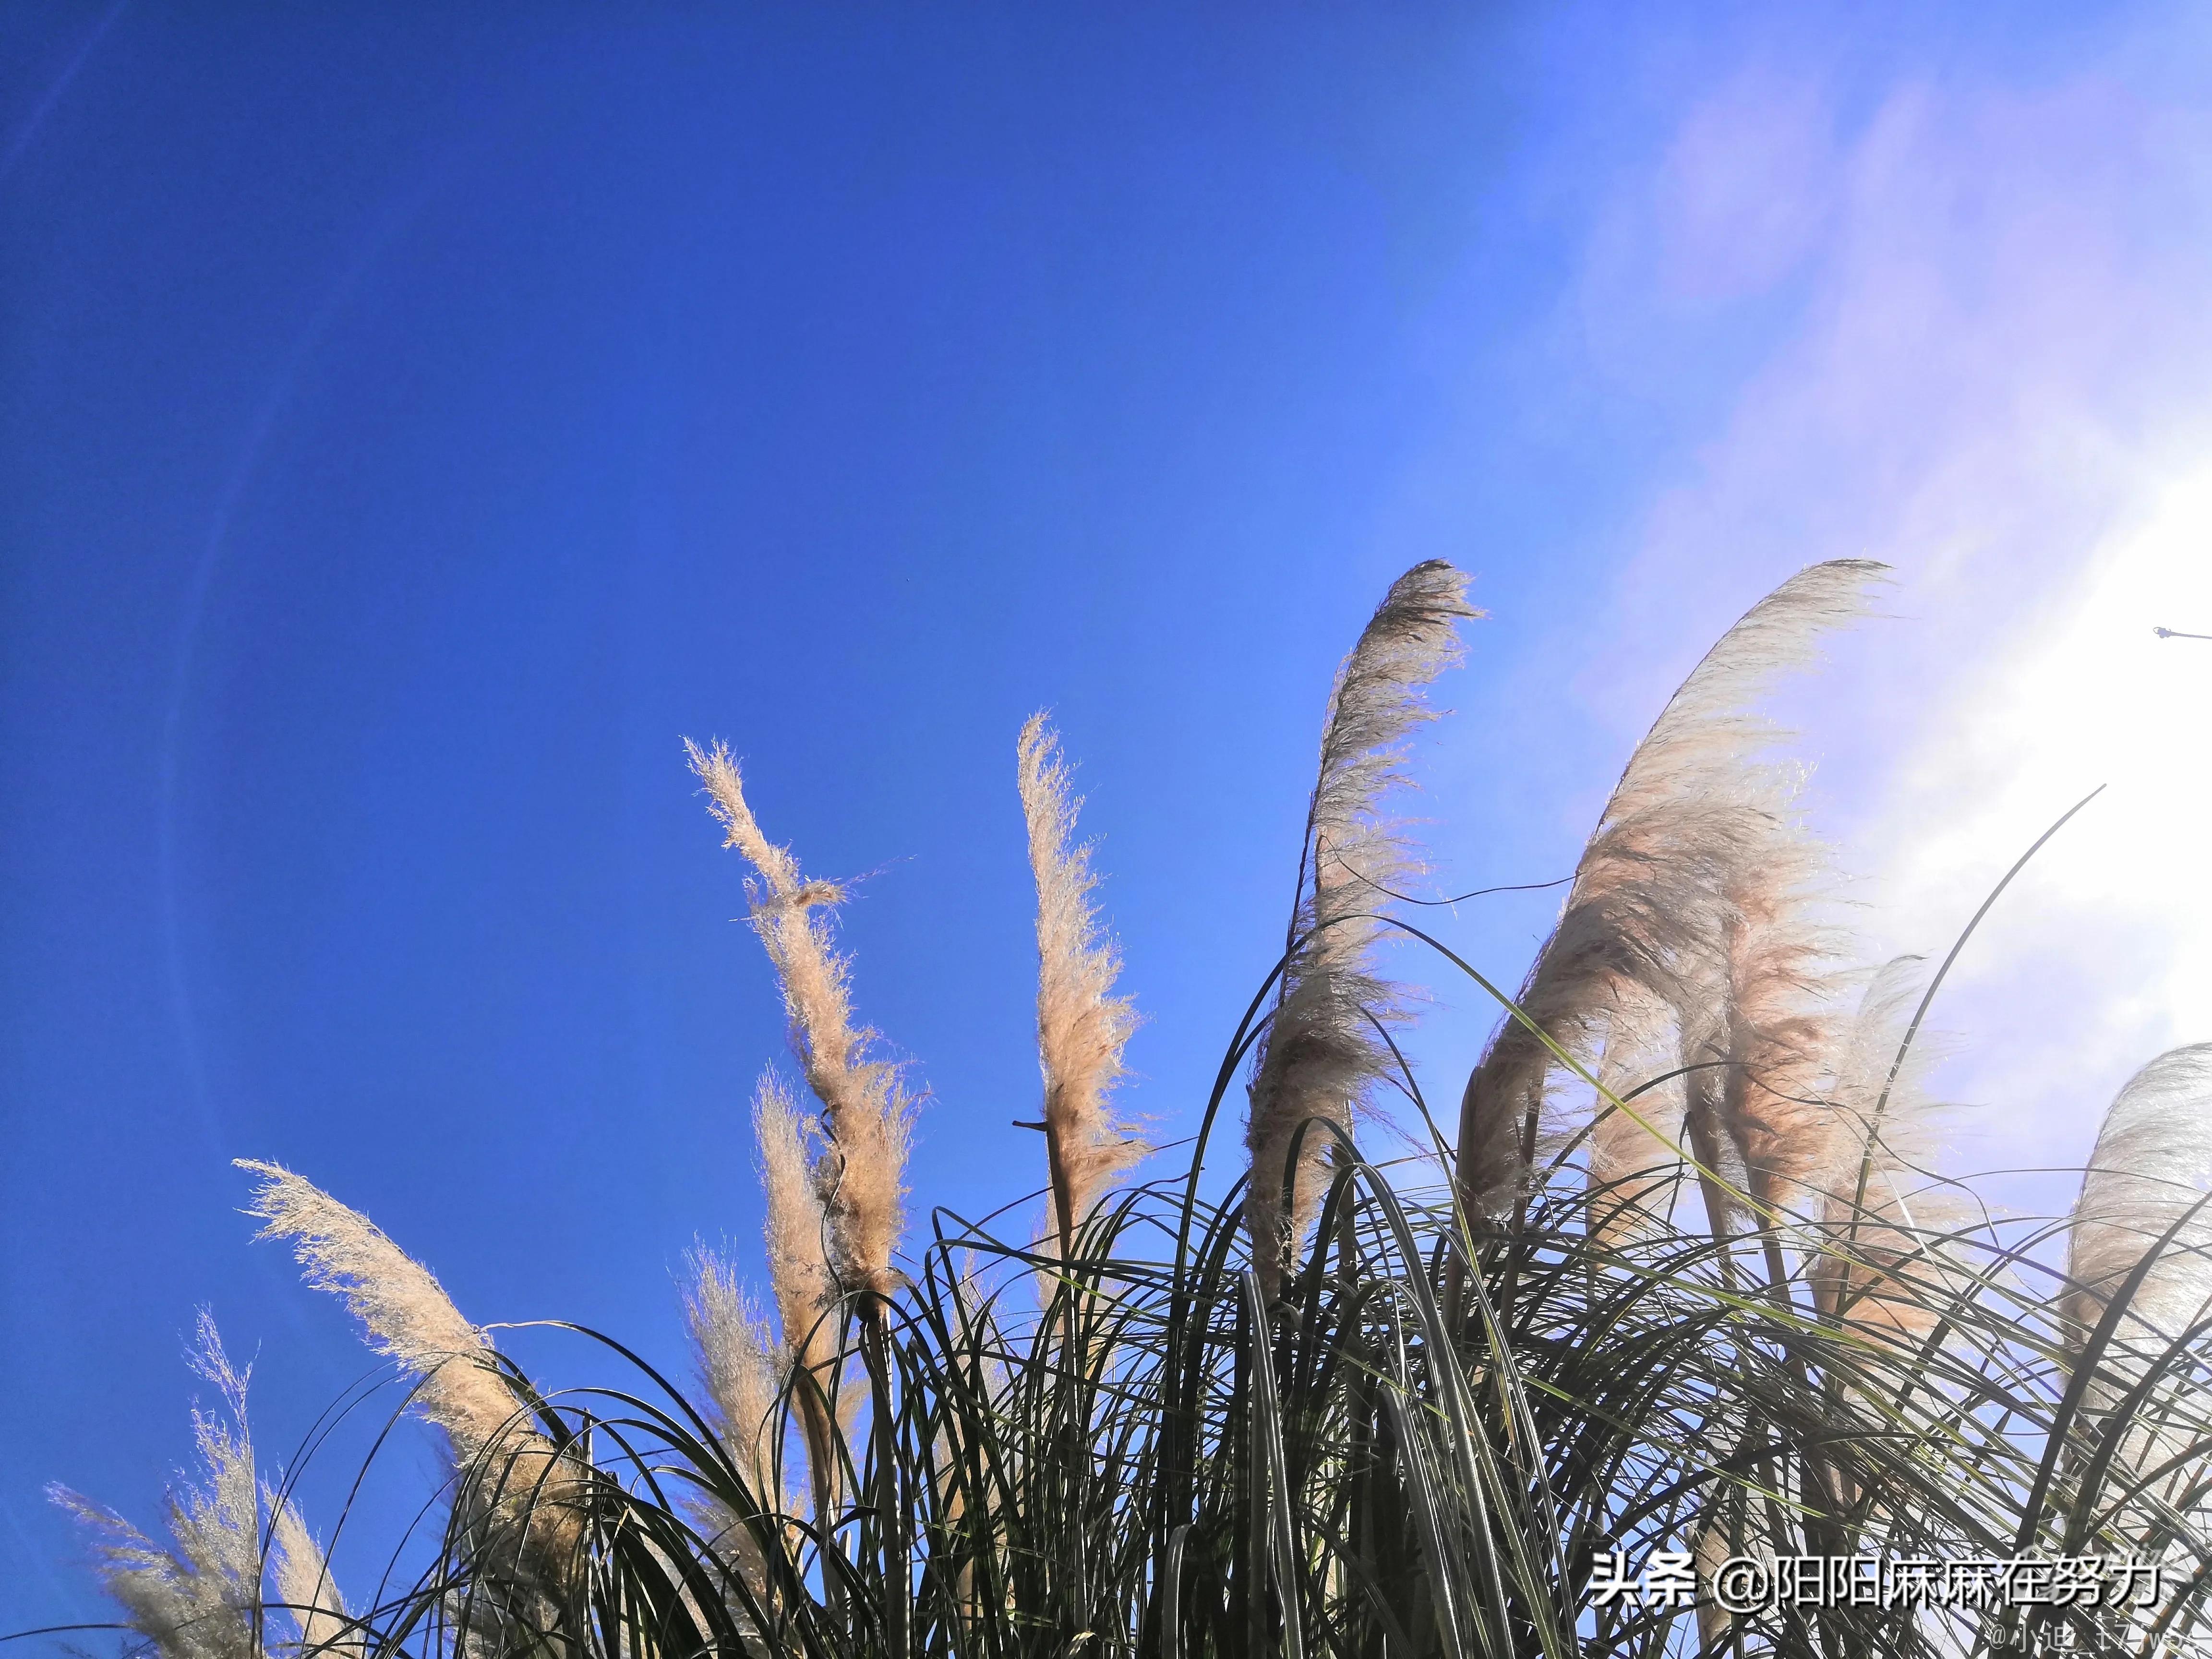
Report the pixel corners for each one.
[685,1249,790,1511]
[1017,714,1143,1255]
[2066,1043,2212,1350]
[1245,559,1479,1296]
[1455,560,1887,1224]
[232,1157,586,1590]
[1667,822,1847,1253]
[235,1160,527,1459]
[755,1072,837,1377]
[266,1494,357,1659]
[1585,986,1690,1243]
[50,1314,266,1659]
[754,1070,845,1523]
[2063,1044,2212,1536]
[683,1245,791,1584]
[1803,959,1960,1342]
[687,739,912,1303]
[1709,844,1845,1215]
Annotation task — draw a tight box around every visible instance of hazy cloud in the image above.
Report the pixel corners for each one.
[1581,26,2212,1184]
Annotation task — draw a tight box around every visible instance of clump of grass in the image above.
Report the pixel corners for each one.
[39,561,2212,1659]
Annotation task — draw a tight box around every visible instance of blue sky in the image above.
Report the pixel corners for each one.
[7,1,2212,1628]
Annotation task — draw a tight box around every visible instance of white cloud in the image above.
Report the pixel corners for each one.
[1653,69,1836,305]
[1575,24,2212,1188]
[1864,466,2212,1165]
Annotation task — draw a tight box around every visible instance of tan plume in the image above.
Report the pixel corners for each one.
[1803,959,1961,1344]
[683,1244,792,1584]
[685,1249,790,1509]
[1245,559,1479,1297]
[754,1069,844,1523]
[2067,1043,2212,1351]
[1017,713,1143,1255]
[235,1160,528,1458]
[49,1314,267,1659]
[1455,559,1887,1225]
[266,1492,358,1659]
[1673,814,1849,1259]
[755,1072,837,1376]
[1585,985,1690,1244]
[1709,839,1845,1216]
[232,1158,586,1581]
[687,739,912,1303]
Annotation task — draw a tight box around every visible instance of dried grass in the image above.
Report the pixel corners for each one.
[1017,714,1142,1254]
[266,1494,356,1659]
[1245,558,1478,1296]
[683,1244,790,1582]
[232,1160,583,1582]
[1456,559,1887,1223]
[2067,1042,2212,1344]
[49,1316,268,1659]
[687,739,911,1304]
[1803,959,1961,1344]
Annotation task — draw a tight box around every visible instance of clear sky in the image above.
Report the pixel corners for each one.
[6,1,2212,1628]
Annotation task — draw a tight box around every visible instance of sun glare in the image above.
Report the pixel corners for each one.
[1875,462,2212,1154]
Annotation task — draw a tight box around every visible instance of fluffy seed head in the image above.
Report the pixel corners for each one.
[2067,1043,2212,1348]
[683,1244,793,1580]
[1709,845,1847,1211]
[235,1160,525,1458]
[1018,714,1143,1254]
[1246,559,1479,1294]
[232,1159,588,1587]
[755,1071,837,1366]
[1586,986,1690,1243]
[267,1492,357,1659]
[2063,1043,2212,1517]
[1804,960,1962,1343]
[685,1249,789,1503]
[752,1079,836,1362]
[50,1314,266,1659]
[1457,560,1887,1222]
[754,1069,846,1521]
[687,739,912,1301]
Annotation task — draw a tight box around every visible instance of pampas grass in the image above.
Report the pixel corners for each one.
[2062,1044,2212,1554]
[1585,984,1689,1242]
[264,1499,354,1659]
[687,739,912,1308]
[683,1247,790,1526]
[50,1316,267,1659]
[2068,1043,2212,1347]
[40,558,2212,1659]
[1455,559,1886,1226]
[1244,557,1478,1297]
[233,1162,535,1470]
[751,1069,844,1527]
[1803,956,1963,1340]
[1018,713,1143,1256]
[231,1157,587,1626]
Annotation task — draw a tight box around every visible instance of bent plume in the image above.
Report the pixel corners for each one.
[1245,558,1479,1298]
[1455,559,1887,1227]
